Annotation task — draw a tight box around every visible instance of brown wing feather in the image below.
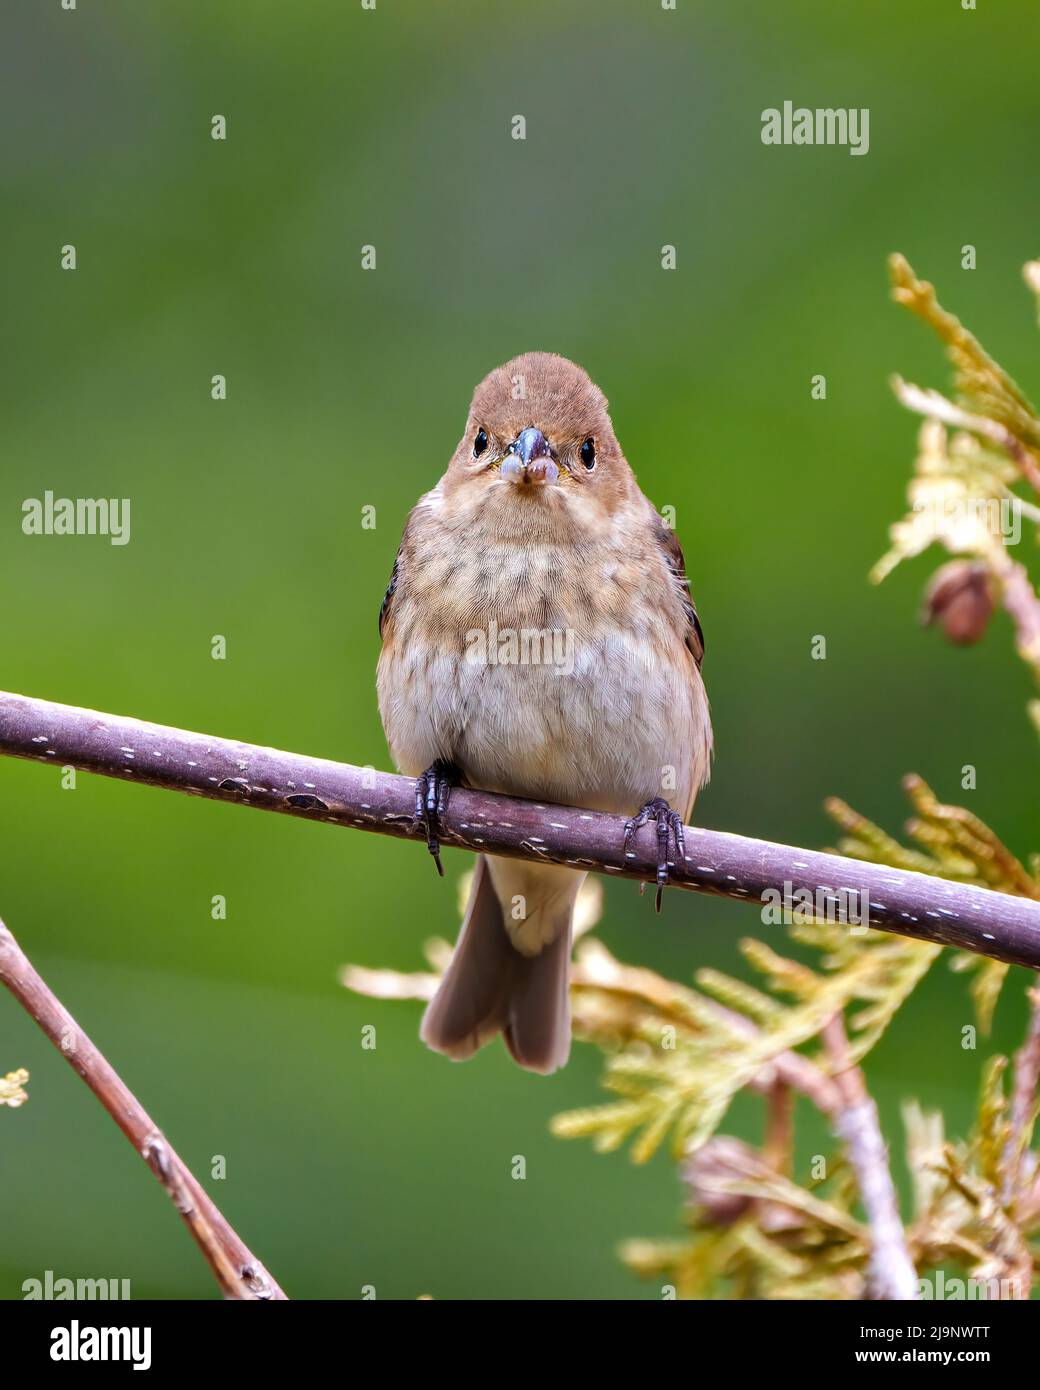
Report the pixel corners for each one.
[653,518,704,667]
[378,549,401,640]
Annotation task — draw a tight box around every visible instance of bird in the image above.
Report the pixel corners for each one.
[376,352,712,1074]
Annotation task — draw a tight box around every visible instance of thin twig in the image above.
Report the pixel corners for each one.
[2,690,1040,967]
[763,1081,793,1175]
[891,376,1040,493]
[822,1014,919,1301]
[1003,984,1040,1205]
[992,557,1040,673]
[891,377,1040,668]
[0,915,286,1300]
[344,945,845,1114]
[576,957,845,1113]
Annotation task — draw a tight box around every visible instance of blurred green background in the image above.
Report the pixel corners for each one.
[2,0,1039,1299]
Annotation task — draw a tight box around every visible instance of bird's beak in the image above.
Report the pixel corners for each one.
[500,427,560,485]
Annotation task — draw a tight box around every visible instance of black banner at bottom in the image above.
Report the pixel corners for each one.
[11,1296,1031,1373]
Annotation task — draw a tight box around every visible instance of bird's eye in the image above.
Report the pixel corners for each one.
[473,427,489,458]
[580,437,596,470]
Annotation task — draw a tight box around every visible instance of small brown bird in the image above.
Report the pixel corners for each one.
[377,353,712,1073]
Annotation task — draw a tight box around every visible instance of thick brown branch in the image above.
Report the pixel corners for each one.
[0,914,285,1301]
[822,1015,919,1301]
[3,690,1040,967]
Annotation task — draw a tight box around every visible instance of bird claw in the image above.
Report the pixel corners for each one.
[624,797,686,913]
[414,760,458,877]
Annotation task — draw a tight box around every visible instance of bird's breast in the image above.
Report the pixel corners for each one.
[378,536,709,817]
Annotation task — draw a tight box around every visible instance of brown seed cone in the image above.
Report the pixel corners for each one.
[921,560,994,646]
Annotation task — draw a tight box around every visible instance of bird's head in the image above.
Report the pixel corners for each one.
[442,353,635,534]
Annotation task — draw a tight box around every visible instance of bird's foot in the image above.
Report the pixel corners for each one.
[414,760,458,877]
[624,797,686,913]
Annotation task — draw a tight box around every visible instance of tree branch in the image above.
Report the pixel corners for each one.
[3,690,1040,967]
[822,1014,919,1301]
[0,913,286,1300]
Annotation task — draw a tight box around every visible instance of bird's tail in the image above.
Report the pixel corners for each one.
[420,854,573,1074]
